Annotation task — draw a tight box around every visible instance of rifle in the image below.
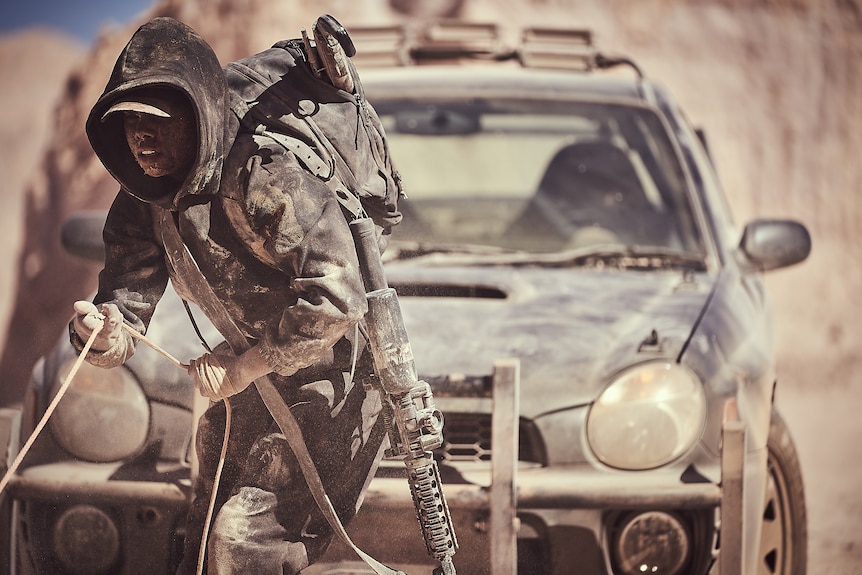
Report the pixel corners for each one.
[350,217,458,575]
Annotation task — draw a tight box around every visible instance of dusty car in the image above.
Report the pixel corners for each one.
[1,21,810,575]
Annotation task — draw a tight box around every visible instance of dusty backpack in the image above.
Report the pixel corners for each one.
[223,14,403,236]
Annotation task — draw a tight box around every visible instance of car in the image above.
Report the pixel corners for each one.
[0,20,810,575]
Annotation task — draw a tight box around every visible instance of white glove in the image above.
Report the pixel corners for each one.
[73,300,123,351]
[188,351,243,401]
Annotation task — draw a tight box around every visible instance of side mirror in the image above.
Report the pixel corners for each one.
[739,219,811,272]
[61,211,108,263]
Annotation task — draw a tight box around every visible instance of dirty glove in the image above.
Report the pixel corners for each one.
[188,343,272,401]
[73,300,123,351]
[188,341,253,402]
[188,352,241,401]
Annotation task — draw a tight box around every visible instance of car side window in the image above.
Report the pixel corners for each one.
[656,94,738,260]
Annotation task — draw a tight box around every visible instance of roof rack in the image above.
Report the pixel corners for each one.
[348,25,411,67]
[518,27,596,71]
[348,20,642,78]
[349,21,509,67]
[410,21,508,63]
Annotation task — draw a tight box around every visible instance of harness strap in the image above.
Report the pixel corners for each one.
[159,210,404,575]
[260,129,365,220]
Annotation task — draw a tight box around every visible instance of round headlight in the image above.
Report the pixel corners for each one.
[614,511,690,575]
[587,362,705,470]
[53,504,120,575]
[50,359,150,462]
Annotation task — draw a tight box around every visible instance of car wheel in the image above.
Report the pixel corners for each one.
[757,410,807,575]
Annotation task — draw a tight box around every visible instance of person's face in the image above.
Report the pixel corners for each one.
[123,102,196,178]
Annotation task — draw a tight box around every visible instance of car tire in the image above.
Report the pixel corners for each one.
[758,409,807,575]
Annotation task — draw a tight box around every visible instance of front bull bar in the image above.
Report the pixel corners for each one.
[352,358,746,575]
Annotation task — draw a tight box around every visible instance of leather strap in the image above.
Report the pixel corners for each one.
[260,129,365,221]
[158,209,403,575]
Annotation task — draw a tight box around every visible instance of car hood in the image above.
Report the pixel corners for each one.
[385,263,713,418]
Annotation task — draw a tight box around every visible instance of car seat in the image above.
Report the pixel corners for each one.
[506,140,663,250]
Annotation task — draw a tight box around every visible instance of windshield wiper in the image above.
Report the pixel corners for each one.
[509,244,707,269]
[384,241,526,262]
[559,247,707,270]
[387,242,706,270]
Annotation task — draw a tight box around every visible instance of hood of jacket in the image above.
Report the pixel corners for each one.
[86,17,231,210]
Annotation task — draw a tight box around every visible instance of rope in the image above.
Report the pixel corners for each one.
[120,317,229,575]
[0,318,104,495]
[0,310,229,575]
[121,323,188,369]
[348,322,359,386]
[196,398,231,575]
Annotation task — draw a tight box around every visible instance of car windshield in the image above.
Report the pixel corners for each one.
[375,98,705,267]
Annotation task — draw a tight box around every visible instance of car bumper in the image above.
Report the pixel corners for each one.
[6,462,190,575]
[3,422,744,575]
[366,462,722,509]
[306,462,722,575]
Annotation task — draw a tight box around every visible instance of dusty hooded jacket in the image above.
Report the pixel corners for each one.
[78,17,380,377]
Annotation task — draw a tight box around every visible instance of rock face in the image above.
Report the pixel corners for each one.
[1,0,860,412]
[0,30,85,359]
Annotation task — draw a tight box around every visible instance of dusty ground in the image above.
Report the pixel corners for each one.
[766,244,862,574]
[778,377,862,574]
[1,0,860,572]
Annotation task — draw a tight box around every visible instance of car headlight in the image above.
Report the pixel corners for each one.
[587,362,705,470]
[49,358,150,462]
[53,504,121,575]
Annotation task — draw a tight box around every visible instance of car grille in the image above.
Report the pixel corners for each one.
[436,413,544,464]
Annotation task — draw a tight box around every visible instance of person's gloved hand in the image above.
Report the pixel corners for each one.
[73,301,124,351]
[187,343,272,401]
[188,351,241,401]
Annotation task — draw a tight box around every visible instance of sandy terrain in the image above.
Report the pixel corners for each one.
[1,0,860,572]
[779,378,862,574]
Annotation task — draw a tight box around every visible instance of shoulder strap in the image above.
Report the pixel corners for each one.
[259,126,365,216]
[158,209,403,575]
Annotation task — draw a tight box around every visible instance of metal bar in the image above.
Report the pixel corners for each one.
[0,408,21,481]
[0,408,21,575]
[4,475,188,503]
[360,474,722,510]
[490,358,520,575]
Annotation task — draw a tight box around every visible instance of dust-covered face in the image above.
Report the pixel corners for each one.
[123,103,196,179]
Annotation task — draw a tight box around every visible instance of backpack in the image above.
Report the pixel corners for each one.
[211,19,431,575]
[222,17,403,238]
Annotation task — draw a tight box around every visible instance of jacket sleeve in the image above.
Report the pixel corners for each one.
[69,191,170,368]
[233,137,368,376]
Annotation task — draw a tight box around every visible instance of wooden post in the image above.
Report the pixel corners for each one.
[719,400,745,575]
[490,358,520,575]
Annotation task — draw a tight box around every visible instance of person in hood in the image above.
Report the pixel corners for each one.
[72,17,391,575]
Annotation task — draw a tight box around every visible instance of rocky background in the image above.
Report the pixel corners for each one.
[1,0,860,572]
